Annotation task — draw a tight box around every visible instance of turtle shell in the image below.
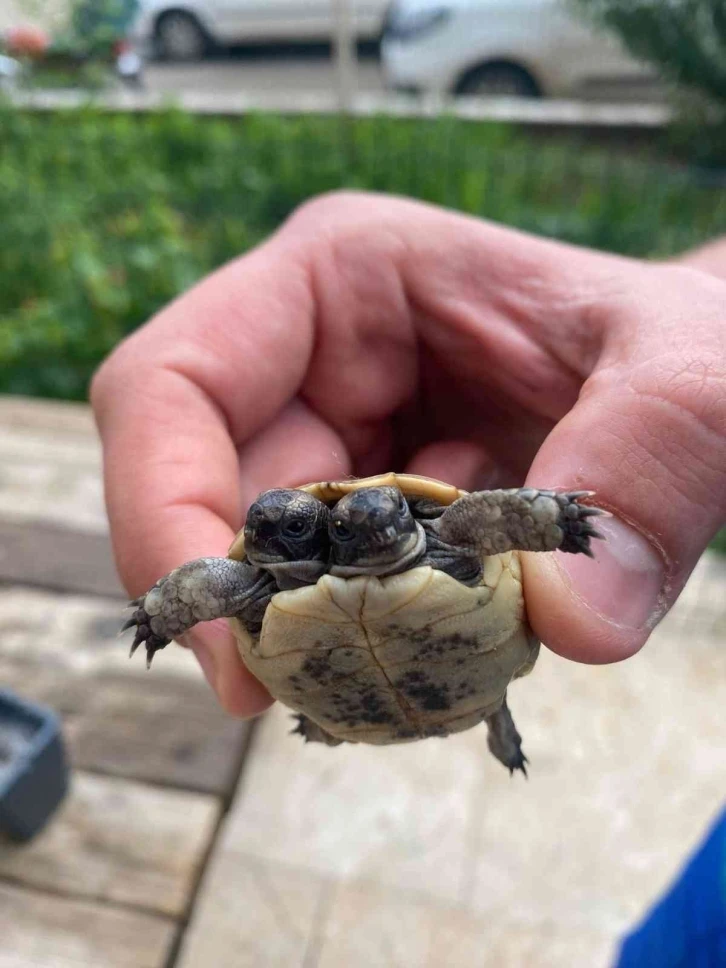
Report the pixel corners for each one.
[227,474,539,745]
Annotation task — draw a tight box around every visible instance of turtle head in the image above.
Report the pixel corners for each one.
[244,489,329,585]
[329,486,426,576]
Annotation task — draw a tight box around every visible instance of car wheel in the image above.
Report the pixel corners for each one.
[456,62,540,98]
[155,11,209,61]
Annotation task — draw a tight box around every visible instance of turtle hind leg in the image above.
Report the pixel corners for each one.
[485,698,528,776]
[290,714,343,747]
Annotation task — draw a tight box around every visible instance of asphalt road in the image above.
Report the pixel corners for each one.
[144,48,385,100]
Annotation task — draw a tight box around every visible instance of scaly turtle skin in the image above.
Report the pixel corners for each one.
[123,488,330,659]
[123,474,604,773]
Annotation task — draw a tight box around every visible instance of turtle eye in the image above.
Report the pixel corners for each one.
[333,520,354,541]
[283,518,308,537]
[397,493,408,515]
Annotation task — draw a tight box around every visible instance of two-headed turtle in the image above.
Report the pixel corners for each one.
[124,474,604,773]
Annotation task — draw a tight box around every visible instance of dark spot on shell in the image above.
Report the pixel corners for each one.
[419,685,451,710]
[400,670,425,683]
[363,709,394,725]
[301,652,332,683]
[357,688,394,725]
[394,673,451,711]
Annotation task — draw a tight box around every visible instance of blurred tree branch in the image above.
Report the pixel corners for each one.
[573,0,726,163]
[573,0,726,101]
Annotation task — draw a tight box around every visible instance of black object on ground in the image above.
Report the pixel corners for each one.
[0,690,69,841]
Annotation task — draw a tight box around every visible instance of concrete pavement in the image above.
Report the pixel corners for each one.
[145,51,385,101]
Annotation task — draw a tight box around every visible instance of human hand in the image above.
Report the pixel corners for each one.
[91,192,726,717]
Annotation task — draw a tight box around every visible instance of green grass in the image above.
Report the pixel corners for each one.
[3,106,726,400]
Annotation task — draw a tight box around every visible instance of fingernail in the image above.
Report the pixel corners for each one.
[556,515,666,630]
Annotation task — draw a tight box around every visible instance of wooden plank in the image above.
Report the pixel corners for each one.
[0,399,106,532]
[0,588,251,796]
[0,772,219,918]
[0,881,174,968]
[0,586,195,677]
[0,396,117,595]
[0,659,250,797]
[0,518,123,597]
[0,396,97,437]
[177,852,328,968]
[70,670,252,796]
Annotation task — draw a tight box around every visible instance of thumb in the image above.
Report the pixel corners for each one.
[522,264,726,664]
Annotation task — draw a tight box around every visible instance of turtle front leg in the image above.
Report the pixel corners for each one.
[485,698,528,776]
[122,557,275,668]
[434,487,606,560]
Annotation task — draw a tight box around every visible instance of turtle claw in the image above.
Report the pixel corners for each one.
[563,529,602,557]
[578,506,609,518]
[121,605,170,669]
[128,630,145,658]
[557,492,608,557]
[510,752,529,779]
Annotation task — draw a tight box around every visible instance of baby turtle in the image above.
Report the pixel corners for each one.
[123,474,604,773]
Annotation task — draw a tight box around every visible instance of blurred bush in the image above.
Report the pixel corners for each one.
[1,106,726,400]
[573,0,726,167]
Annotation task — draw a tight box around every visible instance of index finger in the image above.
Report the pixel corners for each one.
[91,233,335,716]
[92,234,316,593]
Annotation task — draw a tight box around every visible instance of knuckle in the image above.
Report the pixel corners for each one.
[89,342,135,416]
[286,189,370,231]
[88,355,114,413]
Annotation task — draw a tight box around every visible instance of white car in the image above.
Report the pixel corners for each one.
[381,0,655,99]
[134,0,391,61]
